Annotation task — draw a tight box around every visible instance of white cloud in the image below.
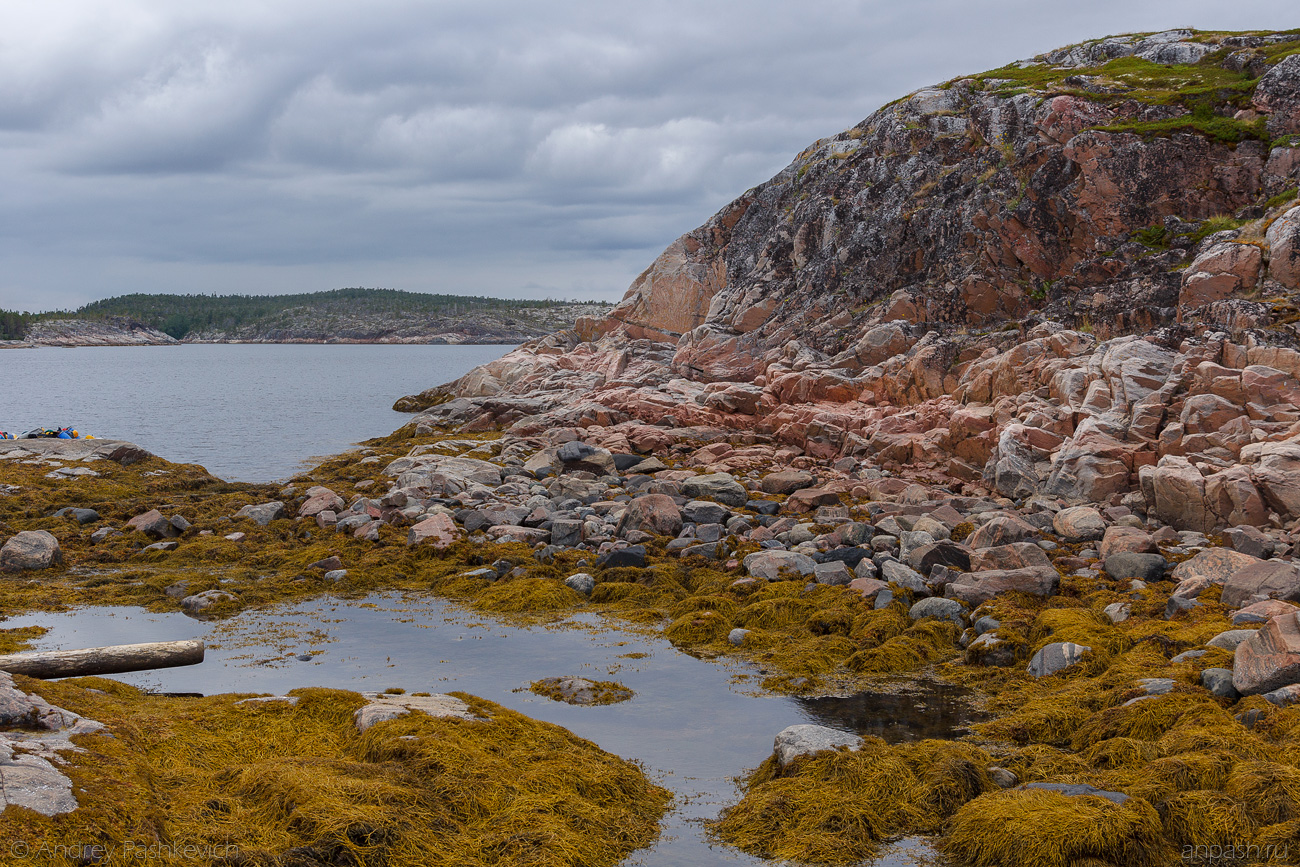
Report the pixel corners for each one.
[0,0,1293,310]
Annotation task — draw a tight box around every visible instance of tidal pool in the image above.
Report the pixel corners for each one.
[5,595,984,866]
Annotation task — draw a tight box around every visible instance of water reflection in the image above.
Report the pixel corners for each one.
[4,595,978,866]
[797,682,987,743]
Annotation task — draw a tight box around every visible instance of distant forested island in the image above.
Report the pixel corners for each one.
[0,288,610,346]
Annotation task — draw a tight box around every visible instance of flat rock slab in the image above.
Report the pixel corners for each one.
[1222,560,1300,608]
[0,438,152,465]
[1018,781,1128,805]
[946,567,1059,605]
[773,724,862,768]
[743,550,817,581]
[354,693,479,732]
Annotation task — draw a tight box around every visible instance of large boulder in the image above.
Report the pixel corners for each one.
[680,473,748,507]
[743,550,817,581]
[772,724,862,769]
[1178,242,1263,309]
[1142,456,1210,532]
[406,514,462,549]
[1052,506,1106,543]
[1170,548,1261,600]
[1254,54,1300,138]
[760,470,816,495]
[1098,526,1158,559]
[0,531,62,571]
[1267,205,1300,291]
[1234,612,1300,695]
[1222,560,1300,608]
[970,543,1052,572]
[299,487,346,518]
[617,494,683,538]
[946,567,1060,605]
[966,515,1041,549]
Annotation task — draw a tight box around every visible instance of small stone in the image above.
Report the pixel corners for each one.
[224,532,246,542]
[988,767,1018,789]
[170,515,192,533]
[728,628,751,646]
[142,540,179,552]
[323,569,347,582]
[813,560,854,586]
[126,508,177,539]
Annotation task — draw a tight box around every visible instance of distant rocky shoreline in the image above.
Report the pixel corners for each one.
[1,302,608,348]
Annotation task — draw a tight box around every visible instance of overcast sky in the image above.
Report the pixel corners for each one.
[0,1,1294,312]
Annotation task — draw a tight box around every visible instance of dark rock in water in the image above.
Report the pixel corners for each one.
[1103,552,1167,582]
[1019,782,1128,805]
[531,676,632,706]
[0,530,62,571]
[597,545,647,569]
[180,589,236,616]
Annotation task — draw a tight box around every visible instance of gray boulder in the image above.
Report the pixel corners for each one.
[0,531,62,571]
[813,561,854,586]
[179,589,237,616]
[234,502,287,526]
[564,573,596,595]
[1027,642,1092,677]
[126,509,178,539]
[773,724,861,769]
[909,597,966,627]
[683,500,731,525]
[1222,560,1300,608]
[1052,506,1106,543]
[743,550,817,581]
[1103,552,1167,582]
[680,473,748,507]
[1200,668,1239,700]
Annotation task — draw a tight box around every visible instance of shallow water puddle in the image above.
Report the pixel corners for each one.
[5,595,981,866]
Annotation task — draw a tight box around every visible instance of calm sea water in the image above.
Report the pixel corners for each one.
[0,344,511,482]
[6,596,974,867]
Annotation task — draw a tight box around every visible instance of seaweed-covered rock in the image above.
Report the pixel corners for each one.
[0,530,62,571]
[744,550,817,581]
[530,676,633,706]
[234,502,287,526]
[353,692,477,732]
[772,724,862,769]
[1027,641,1091,677]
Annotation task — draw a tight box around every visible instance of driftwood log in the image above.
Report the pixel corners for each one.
[0,639,204,679]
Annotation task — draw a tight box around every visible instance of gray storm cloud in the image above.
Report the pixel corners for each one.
[0,0,1292,310]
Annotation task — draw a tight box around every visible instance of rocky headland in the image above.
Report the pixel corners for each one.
[4,27,1300,867]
